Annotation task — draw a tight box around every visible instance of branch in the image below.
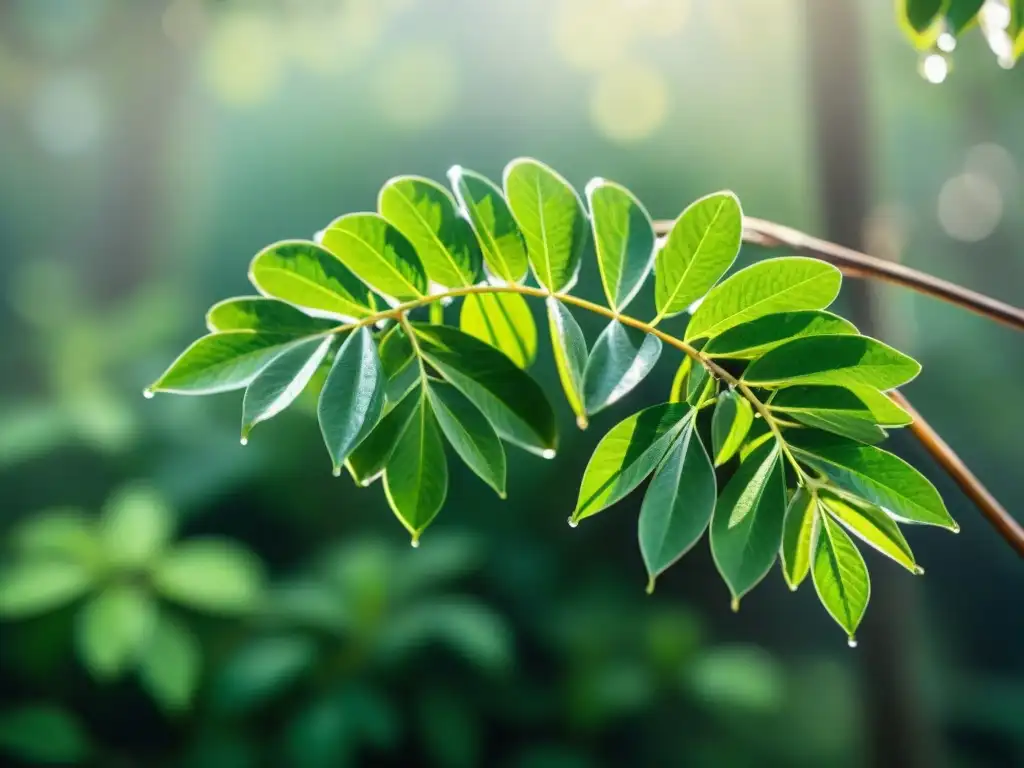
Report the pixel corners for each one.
[652,217,1024,333]
[887,391,1024,558]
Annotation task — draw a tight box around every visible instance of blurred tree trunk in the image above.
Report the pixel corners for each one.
[803,2,941,767]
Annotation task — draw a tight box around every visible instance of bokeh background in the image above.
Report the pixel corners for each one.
[1,1,1022,766]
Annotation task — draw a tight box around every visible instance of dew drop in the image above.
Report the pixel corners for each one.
[567,517,578,529]
[937,32,957,53]
[920,52,949,84]
[332,466,342,477]
[142,389,155,399]
[240,437,248,446]
[914,565,925,575]
[951,522,961,534]
[730,598,740,613]
[576,415,589,430]
[411,537,420,548]
[542,449,556,460]
[847,636,858,648]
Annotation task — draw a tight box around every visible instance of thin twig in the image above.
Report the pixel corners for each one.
[653,217,1024,333]
[887,391,1024,558]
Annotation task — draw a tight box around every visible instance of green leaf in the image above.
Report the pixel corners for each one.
[583,320,662,415]
[585,178,656,312]
[459,293,537,369]
[138,612,202,713]
[703,311,857,359]
[447,166,528,283]
[743,334,921,390]
[10,509,99,562]
[820,493,918,574]
[709,440,786,604]
[638,415,716,588]
[685,257,842,342]
[654,191,742,320]
[771,385,900,440]
[0,706,91,765]
[247,240,377,320]
[378,176,482,287]
[379,324,414,379]
[813,511,870,642]
[318,326,386,473]
[153,539,264,614]
[789,411,887,445]
[212,635,316,716]
[428,380,507,498]
[669,357,691,404]
[685,363,715,408]
[99,484,174,568]
[241,335,334,439]
[346,383,422,487]
[149,331,312,395]
[321,212,427,300]
[383,394,448,543]
[711,390,753,466]
[546,298,589,429]
[0,561,92,618]
[946,0,984,33]
[846,385,914,426]
[413,324,557,455]
[206,296,342,333]
[897,0,945,47]
[503,158,587,292]
[780,487,816,591]
[76,584,156,679]
[572,402,693,523]
[788,430,957,530]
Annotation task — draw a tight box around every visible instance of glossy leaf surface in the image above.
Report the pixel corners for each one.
[448,166,528,282]
[780,487,816,591]
[321,213,427,300]
[813,511,870,641]
[459,293,537,369]
[711,390,753,466]
[703,310,856,359]
[428,380,507,498]
[583,320,662,415]
[586,178,655,311]
[383,396,448,542]
[547,298,589,428]
[242,335,334,439]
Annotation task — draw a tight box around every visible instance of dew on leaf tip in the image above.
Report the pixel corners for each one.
[240,437,248,446]
[542,449,556,460]
[914,565,925,575]
[142,389,154,399]
[332,466,342,477]
[567,517,578,529]
[847,637,858,648]
[730,598,740,613]
[411,537,420,548]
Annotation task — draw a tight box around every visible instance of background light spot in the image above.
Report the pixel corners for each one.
[937,173,1003,242]
[375,43,458,130]
[203,13,283,106]
[589,62,668,143]
[29,71,105,155]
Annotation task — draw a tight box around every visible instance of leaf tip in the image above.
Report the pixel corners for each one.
[239,436,249,447]
[567,515,579,529]
[950,521,961,534]
[331,465,342,478]
[847,636,858,649]
[913,565,925,575]
[645,575,656,595]
[576,415,589,430]
[410,534,421,548]
[542,449,556,460]
[730,597,740,613]
[142,388,155,400]
[583,177,605,198]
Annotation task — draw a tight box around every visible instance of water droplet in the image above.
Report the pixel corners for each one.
[730,598,740,613]
[411,537,420,548]
[645,576,656,595]
[567,517,578,528]
[313,229,326,244]
[914,565,925,575]
[142,389,155,399]
[332,466,342,477]
[951,522,961,533]
[240,437,248,446]
[937,32,957,53]
[542,449,556,460]
[847,636,858,648]
[576,415,589,430]
[920,53,949,84]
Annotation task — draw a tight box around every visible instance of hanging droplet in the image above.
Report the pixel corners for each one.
[142,389,155,399]
[576,415,589,430]
[919,52,949,84]
[411,537,420,548]
[567,516,578,529]
[730,597,740,613]
[542,449,556,460]
[847,636,858,648]
[331,466,342,477]
[937,32,957,53]
[913,565,925,575]
[951,522,961,533]
[240,437,248,446]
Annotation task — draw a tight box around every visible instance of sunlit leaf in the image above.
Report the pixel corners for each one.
[242,335,334,439]
[0,706,91,765]
[379,176,482,287]
[321,213,427,300]
[585,178,656,312]
[780,487,816,591]
[76,584,156,679]
[813,510,870,641]
[379,324,414,379]
[846,385,914,426]
[789,411,887,444]
[654,191,741,320]
[638,415,716,587]
[897,0,945,48]
[686,257,842,342]
[572,402,692,523]
[703,311,856,359]
[583,320,662,415]
[743,335,921,390]
[771,385,893,442]
[711,390,753,466]
[318,326,386,473]
[448,166,528,283]
[428,380,507,498]
[99,484,174,568]
[547,298,589,428]
[247,241,377,320]
[710,440,786,604]
[669,357,691,404]
[789,430,957,530]
[346,383,421,487]
[413,324,557,455]
[820,493,918,573]
[138,612,201,713]
[0,561,92,618]
[206,295,343,333]
[459,293,537,369]
[503,158,587,292]
[153,539,264,614]
[383,395,448,543]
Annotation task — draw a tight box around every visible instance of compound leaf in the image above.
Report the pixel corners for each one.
[318,327,386,473]
[703,310,856,359]
[583,320,662,415]
[585,178,656,312]
[448,166,528,283]
[654,191,742,320]
[379,176,482,287]
[503,158,587,293]
[321,213,427,300]
[573,402,692,523]
[247,240,377,320]
[459,293,537,369]
[639,416,716,587]
[686,257,841,342]
[813,510,870,641]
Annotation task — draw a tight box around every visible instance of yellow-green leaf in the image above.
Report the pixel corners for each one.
[459,293,537,369]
